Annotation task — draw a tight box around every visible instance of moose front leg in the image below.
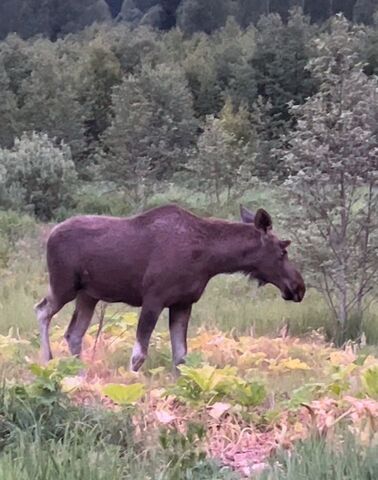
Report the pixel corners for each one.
[130,299,163,372]
[169,304,192,374]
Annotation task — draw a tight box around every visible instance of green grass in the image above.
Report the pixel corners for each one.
[0,264,333,341]
[191,275,331,337]
[1,254,377,346]
[0,381,236,480]
[0,281,42,335]
[261,434,378,480]
[1,196,378,480]
[0,430,236,480]
[2,383,377,480]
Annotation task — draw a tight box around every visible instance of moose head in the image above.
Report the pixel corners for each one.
[240,205,305,303]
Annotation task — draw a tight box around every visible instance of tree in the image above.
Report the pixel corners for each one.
[0,0,111,40]
[183,36,224,117]
[211,18,257,109]
[333,0,356,21]
[182,18,256,117]
[248,8,317,177]
[18,39,87,170]
[0,0,49,40]
[0,66,19,148]
[304,0,335,22]
[176,0,232,35]
[249,95,282,180]
[76,39,122,169]
[353,0,377,25]
[0,132,77,220]
[101,63,197,207]
[219,97,253,144]
[236,0,267,27]
[188,115,253,206]
[49,0,111,39]
[105,0,124,17]
[251,8,316,126]
[0,34,33,100]
[103,24,163,75]
[280,16,378,345]
[363,14,378,75]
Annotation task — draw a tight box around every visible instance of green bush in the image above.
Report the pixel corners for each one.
[0,132,77,221]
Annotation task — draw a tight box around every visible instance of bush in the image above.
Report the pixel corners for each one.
[0,132,77,221]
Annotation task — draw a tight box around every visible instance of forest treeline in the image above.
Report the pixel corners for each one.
[1,8,378,215]
[0,0,377,40]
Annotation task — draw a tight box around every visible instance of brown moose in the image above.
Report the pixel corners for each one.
[35,204,305,372]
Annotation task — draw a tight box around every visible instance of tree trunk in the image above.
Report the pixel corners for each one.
[336,287,348,347]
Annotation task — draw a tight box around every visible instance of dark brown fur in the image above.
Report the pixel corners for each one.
[35,204,305,371]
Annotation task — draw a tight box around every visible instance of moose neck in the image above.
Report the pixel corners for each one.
[203,220,262,277]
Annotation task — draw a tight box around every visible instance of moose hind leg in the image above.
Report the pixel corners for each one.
[169,304,192,374]
[130,299,163,372]
[64,293,98,357]
[35,295,60,363]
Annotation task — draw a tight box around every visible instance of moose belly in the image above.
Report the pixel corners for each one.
[162,280,208,308]
[79,267,144,307]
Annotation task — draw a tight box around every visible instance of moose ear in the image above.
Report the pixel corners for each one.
[254,208,272,233]
[240,205,255,224]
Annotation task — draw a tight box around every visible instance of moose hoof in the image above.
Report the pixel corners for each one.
[130,353,146,372]
[172,359,185,377]
[41,352,53,364]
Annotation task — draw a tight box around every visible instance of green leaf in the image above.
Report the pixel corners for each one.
[362,367,378,399]
[233,381,266,407]
[29,363,53,379]
[102,383,145,405]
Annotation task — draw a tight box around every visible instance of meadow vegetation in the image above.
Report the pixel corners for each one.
[0,198,378,478]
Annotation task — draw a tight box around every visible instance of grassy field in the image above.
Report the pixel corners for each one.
[1,203,378,479]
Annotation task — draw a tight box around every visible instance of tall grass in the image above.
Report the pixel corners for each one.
[0,429,235,480]
[1,199,377,343]
[261,434,378,480]
[191,275,331,337]
[1,257,377,344]
[0,263,334,340]
[0,380,235,480]
[0,429,127,480]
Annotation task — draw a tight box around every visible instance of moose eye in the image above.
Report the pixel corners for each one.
[280,250,287,259]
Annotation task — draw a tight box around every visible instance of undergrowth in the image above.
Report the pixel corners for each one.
[0,206,378,479]
[0,369,234,480]
[263,434,378,480]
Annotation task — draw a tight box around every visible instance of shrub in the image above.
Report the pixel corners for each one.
[0,132,77,221]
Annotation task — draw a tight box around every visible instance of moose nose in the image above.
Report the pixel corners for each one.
[293,279,306,302]
[283,276,306,303]
[293,290,303,303]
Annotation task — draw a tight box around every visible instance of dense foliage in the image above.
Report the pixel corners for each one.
[0,133,77,220]
[280,17,378,344]
[0,0,377,40]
